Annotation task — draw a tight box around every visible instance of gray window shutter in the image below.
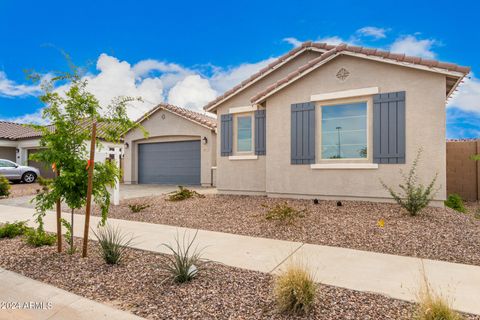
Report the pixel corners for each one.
[220,114,233,156]
[255,109,266,155]
[291,102,315,164]
[373,91,406,164]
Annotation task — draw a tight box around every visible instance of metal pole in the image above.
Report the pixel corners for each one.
[336,126,342,158]
[82,121,97,258]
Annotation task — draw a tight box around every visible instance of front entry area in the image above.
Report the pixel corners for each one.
[138,140,201,185]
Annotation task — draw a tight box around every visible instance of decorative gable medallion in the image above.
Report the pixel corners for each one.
[336,68,350,81]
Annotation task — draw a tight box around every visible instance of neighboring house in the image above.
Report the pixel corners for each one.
[0,120,122,179]
[123,104,217,186]
[204,42,470,205]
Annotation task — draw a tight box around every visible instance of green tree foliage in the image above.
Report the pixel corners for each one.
[30,65,145,240]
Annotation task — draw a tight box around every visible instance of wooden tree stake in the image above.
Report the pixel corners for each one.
[82,121,97,258]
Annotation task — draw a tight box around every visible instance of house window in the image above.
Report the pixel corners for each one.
[321,102,367,159]
[237,115,253,152]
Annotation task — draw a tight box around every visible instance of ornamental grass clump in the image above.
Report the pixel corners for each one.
[167,186,205,201]
[0,221,31,239]
[381,149,438,216]
[414,276,463,320]
[265,202,307,224]
[93,224,133,265]
[274,262,316,315]
[0,174,10,197]
[158,230,207,283]
[444,194,466,213]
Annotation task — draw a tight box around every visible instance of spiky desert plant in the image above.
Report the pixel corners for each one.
[93,224,133,265]
[158,230,207,283]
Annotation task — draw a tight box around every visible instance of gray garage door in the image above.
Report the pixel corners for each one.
[0,147,16,162]
[28,149,56,179]
[138,140,201,185]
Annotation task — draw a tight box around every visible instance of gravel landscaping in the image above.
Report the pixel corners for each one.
[8,182,40,198]
[88,194,480,266]
[0,236,448,320]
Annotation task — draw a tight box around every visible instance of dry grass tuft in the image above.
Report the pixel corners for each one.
[273,261,316,315]
[414,271,464,320]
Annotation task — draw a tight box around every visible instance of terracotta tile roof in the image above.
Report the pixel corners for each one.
[136,103,217,130]
[0,121,44,140]
[0,119,129,141]
[250,43,471,104]
[204,41,470,111]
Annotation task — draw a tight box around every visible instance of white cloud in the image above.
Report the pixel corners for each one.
[209,58,276,93]
[167,75,217,111]
[316,36,347,45]
[356,26,387,39]
[390,35,437,59]
[283,37,303,48]
[2,109,49,125]
[0,71,44,98]
[448,74,480,113]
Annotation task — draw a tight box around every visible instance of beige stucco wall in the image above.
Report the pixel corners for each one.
[217,54,447,204]
[215,50,322,193]
[123,109,216,186]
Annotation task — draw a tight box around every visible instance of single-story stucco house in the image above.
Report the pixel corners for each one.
[202,41,470,205]
[0,121,122,178]
[122,104,217,186]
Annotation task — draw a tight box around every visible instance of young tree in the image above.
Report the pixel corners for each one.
[31,67,144,255]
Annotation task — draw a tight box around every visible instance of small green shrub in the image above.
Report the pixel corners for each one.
[381,149,438,216]
[0,221,31,238]
[25,228,56,247]
[0,175,10,197]
[93,224,133,265]
[159,231,207,283]
[444,194,466,213]
[414,281,463,320]
[128,203,150,213]
[274,262,316,315]
[167,186,205,201]
[265,202,307,224]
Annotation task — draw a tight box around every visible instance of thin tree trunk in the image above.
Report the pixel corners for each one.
[82,121,97,258]
[56,169,62,253]
[71,208,74,253]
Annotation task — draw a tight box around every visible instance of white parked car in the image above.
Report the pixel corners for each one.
[0,159,40,183]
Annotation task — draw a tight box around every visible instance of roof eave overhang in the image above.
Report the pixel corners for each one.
[204,46,328,113]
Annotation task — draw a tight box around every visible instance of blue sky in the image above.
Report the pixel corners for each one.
[0,0,479,138]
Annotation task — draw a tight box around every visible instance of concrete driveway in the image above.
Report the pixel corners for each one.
[119,184,217,200]
[0,184,217,208]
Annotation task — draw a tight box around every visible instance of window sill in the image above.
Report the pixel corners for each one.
[310,163,378,170]
[228,155,258,161]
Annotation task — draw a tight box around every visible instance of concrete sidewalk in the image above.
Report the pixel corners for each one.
[0,268,143,320]
[0,204,479,316]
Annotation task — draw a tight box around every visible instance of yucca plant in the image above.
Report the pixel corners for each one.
[158,230,207,283]
[93,224,133,265]
[274,262,316,315]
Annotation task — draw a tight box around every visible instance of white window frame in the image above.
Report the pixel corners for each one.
[315,97,373,164]
[234,113,254,154]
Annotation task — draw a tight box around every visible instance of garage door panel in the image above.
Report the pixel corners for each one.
[138,140,201,185]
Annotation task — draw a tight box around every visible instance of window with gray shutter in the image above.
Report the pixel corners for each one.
[373,91,406,164]
[291,102,315,164]
[220,114,233,156]
[255,109,266,155]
